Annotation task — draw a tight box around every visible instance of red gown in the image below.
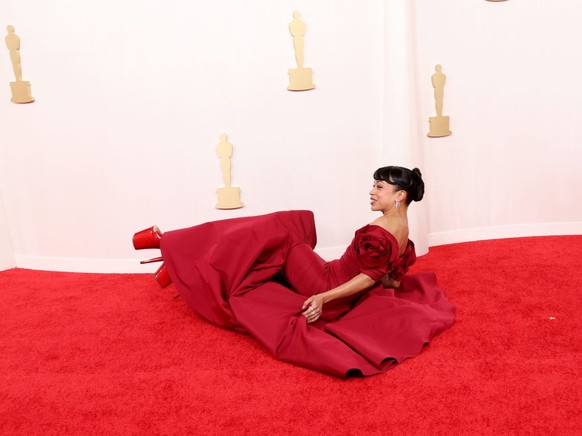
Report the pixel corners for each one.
[160,210,455,377]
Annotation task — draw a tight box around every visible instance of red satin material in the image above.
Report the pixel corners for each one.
[160,210,454,377]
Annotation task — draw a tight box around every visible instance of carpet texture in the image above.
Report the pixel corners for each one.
[1,236,581,435]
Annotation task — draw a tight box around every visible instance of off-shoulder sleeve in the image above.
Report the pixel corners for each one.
[388,240,417,281]
[352,226,397,281]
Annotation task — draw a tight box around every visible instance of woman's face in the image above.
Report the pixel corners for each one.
[369,180,400,211]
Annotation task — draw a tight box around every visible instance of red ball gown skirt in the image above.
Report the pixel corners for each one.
[160,210,455,377]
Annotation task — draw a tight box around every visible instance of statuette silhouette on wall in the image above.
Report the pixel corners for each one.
[288,11,315,91]
[216,133,244,210]
[5,25,34,104]
[427,64,451,138]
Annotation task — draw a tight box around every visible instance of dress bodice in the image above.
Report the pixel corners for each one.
[335,224,416,283]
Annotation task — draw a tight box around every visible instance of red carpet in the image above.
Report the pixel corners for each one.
[1,236,581,435]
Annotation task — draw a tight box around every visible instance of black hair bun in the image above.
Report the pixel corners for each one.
[411,168,425,202]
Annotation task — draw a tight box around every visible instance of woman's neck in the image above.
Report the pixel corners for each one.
[382,206,408,219]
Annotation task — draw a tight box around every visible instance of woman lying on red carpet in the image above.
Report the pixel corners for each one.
[133,166,455,377]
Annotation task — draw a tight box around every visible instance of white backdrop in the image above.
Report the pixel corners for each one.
[415,0,582,245]
[0,0,580,273]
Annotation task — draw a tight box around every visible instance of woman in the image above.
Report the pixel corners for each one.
[133,166,455,377]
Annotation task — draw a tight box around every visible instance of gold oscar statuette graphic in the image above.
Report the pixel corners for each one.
[287,11,315,91]
[5,25,34,104]
[427,64,451,138]
[215,133,244,210]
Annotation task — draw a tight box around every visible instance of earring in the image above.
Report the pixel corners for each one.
[395,200,401,209]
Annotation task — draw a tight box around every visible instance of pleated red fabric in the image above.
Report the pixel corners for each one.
[161,210,455,377]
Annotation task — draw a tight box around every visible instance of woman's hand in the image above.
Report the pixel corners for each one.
[302,294,324,323]
[381,274,401,289]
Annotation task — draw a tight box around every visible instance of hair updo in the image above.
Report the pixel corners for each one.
[373,166,425,205]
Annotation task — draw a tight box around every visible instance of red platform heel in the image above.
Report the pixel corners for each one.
[140,256,163,265]
[133,225,172,289]
[133,226,163,250]
[154,263,172,288]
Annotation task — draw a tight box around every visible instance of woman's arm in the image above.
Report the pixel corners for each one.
[302,273,376,323]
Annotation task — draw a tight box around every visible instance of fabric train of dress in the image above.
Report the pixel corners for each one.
[160,210,455,377]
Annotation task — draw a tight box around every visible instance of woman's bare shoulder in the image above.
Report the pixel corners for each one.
[370,216,405,233]
[370,217,409,253]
